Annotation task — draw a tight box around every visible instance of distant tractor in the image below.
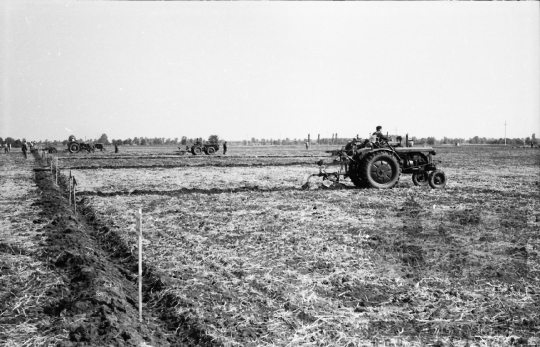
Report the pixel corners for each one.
[304,134,447,189]
[184,138,219,155]
[46,147,58,153]
[191,143,219,155]
[67,135,95,153]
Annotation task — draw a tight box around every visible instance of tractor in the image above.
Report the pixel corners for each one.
[304,134,447,189]
[67,135,95,153]
[177,143,219,156]
[189,139,219,155]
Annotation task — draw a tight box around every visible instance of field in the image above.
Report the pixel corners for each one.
[2,145,539,346]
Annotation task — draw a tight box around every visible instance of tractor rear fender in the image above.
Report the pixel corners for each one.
[353,148,397,161]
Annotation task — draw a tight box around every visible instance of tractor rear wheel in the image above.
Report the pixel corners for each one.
[428,170,447,189]
[69,143,80,153]
[49,148,58,154]
[207,147,216,155]
[359,152,401,189]
[412,172,429,187]
[191,146,202,155]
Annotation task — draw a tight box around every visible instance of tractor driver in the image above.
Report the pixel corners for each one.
[373,126,389,142]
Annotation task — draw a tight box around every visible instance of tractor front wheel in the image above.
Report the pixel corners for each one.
[412,172,429,187]
[207,147,216,155]
[428,170,447,189]
[69,143,80,153]
[359,152,401,189]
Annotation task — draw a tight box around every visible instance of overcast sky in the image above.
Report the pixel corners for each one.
[1,2,538,142]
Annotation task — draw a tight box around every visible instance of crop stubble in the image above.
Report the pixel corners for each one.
[82,146,540,346]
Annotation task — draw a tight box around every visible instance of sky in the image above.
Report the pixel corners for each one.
[1,2,538,142]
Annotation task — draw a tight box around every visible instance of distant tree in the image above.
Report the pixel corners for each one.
[532,133,537,145]
[525,137,531,145]
[426,137,436,145]
[14,139,22,148]
[62,140,68,146]
[98,134,110,145]
[123,138,132,145]
[208,135,220,144]
[173,137,178,145]
[0,137,3,144]
[5,137,14,146]
[132,137,139,145]
[181,136,187,145]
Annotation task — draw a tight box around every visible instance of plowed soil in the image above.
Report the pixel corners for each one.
[1,152,221,346]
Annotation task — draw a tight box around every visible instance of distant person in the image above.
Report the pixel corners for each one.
[305,141,309,150]
[223,141,227,155]
[8,143,11,152]
[114,143,119,153]
[21,141,28,159]
[3,143,7,154]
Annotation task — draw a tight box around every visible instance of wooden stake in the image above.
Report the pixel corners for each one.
[135,208,143,323]
[69,176,71,206]
[73,181,76,214]
[55,157,58,185]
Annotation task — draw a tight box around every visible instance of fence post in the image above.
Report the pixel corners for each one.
[55,157,58,185]
[73,179,76,215]
[135,209,143,322]
[69,170,72,206]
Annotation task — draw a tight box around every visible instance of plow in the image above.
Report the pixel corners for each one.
[303,135,447,189]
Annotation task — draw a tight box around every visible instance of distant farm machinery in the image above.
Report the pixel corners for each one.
[44,146,58,153]
[67,135,104,153]
[178,142,220,155]
[304,135,447,189]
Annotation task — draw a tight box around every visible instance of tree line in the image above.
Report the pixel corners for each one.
[1,133,536,148]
